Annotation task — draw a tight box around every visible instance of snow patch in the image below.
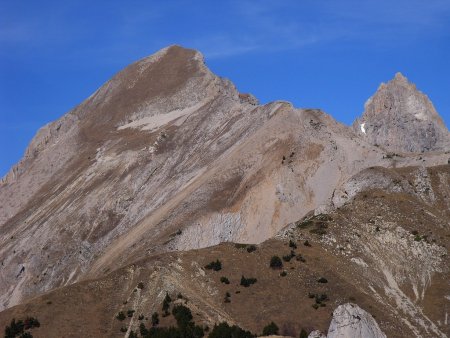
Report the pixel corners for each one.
[360,123,366,134]
[414,112,428,121]
[118,100,208,132]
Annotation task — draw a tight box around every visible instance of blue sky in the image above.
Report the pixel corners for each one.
[1,0,450,177]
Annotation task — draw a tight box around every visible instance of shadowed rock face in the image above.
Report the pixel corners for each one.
[353,72,450,153]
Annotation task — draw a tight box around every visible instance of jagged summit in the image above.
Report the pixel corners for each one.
[353,72,450,153]
[392,71,408,83]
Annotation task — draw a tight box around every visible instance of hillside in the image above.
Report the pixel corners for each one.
[1,165,448,337]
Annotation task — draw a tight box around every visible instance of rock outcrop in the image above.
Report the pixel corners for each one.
[353,72,450,153]
[327,303,386,338]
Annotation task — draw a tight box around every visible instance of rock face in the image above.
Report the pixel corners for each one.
[327,303,386,338]
[353,72,450,153]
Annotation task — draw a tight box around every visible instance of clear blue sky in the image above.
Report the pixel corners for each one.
[1,0,450,177]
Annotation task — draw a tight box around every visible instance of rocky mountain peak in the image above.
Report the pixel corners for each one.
[392,71,408,83]
[353,72,449,153]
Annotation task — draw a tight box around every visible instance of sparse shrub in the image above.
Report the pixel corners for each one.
[299,328,308,338]
[270,256,283,269]
[262,322,279,336]
[138,314,144,320]
[312,303,319,310]
[414,234,422,241]
[220,276,230,284]
[127,309,135,317]
[296,254,306,262]
[120,327,127,332]
[129,330,138,338]
[315,294,328,304]
[246,245,257,253]
[235,243,247,249]
[240,276,257,287]
[280,271,287,277]
[317,277,328,283]
[177,293,183,299]
[205,259,222,271]
[138,310,204,338]
[116,312,126,321]
[289,240,297,249]
[224,292,231,303]
[310,224,327,235]
[296,219,313,228]
[283,250,296,262]
[304,240,311,247]
[137,282,144,289]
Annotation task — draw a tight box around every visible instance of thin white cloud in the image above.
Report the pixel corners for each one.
[1,0,449,61]
[190,0,450,58]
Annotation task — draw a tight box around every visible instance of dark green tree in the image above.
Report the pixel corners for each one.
[209,322,255,338]
[151,312,159,326]
[262,322,279,336]
[299,328,308,338]
[205,259,222,271]
[270,256,283,269]
[116,312,126,321]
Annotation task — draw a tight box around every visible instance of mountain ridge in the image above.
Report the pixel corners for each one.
[0,45,449,337]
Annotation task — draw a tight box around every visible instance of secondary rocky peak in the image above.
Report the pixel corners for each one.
[354,73,450,153]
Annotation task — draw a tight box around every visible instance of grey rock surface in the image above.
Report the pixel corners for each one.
[327,303,386,338]
[308,330,326,338]
[353,72,450,152]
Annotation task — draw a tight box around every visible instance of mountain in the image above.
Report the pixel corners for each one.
[0,46,449,337]
[353,72,450,153]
